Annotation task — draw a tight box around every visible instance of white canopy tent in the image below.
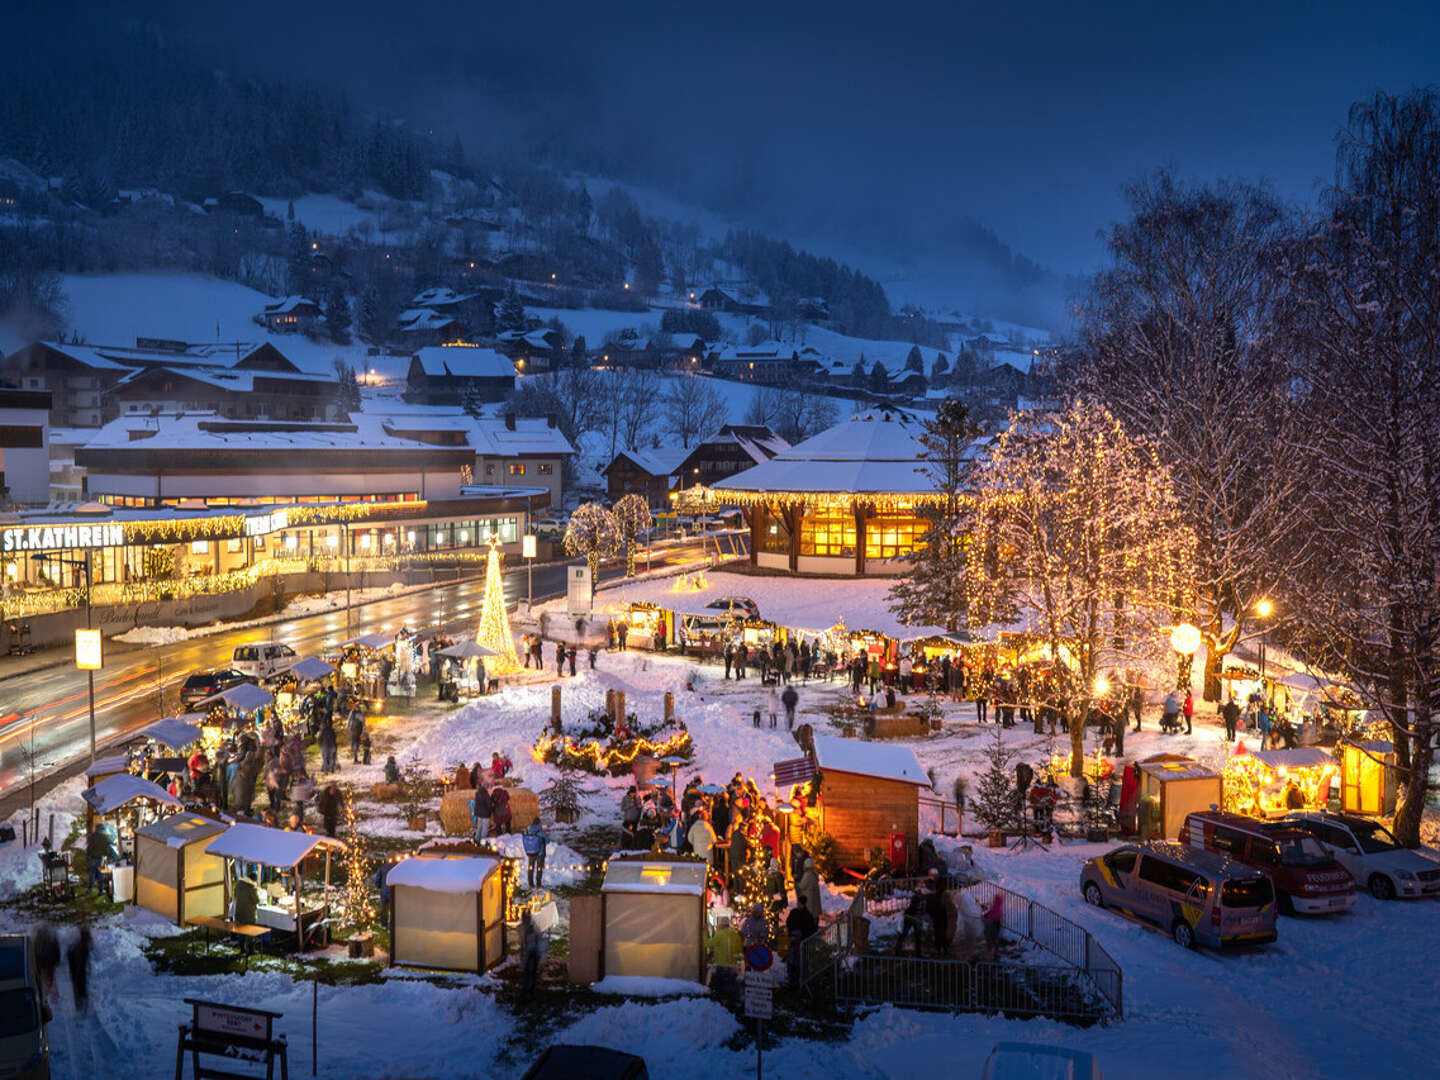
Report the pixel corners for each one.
[198,683,275,713]
[136,716,204,750]
[387,854,506,973]
[204,824,344,949]
[275,657,336,683]
[82,773,182,817]
[601,859,708,982]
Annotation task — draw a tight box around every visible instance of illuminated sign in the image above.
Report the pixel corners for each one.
[75,628,102,670]
[245,510,289,538]
[2,522,123,553]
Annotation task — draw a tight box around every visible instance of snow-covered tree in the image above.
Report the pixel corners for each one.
[496,283,527,334]
[611,494,653,577]
[1281,90,1440,845]
[663,374,727,448]
[564,503,621,580]
[1073,171,1304,701]
[972,724,1018,832]
[888,397,980,632]
[965,401,1196,775]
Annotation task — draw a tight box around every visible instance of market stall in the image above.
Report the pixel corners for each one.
[203,823,344,951]
[435,640,496,699]
[1340,741,1397,816]
[1224,747,1336,819]
[330,633,393,704]
[137,716,204,752]
[600,856,708,982]
[1136,754,1222,840]
[198,683,276,739]
[621,603,675,652]
[83,753,133,831]
[134,812,229,925]
[387,852,508,973]
[80,774,183,859]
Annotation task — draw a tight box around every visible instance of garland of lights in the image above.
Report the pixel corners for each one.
[341,791,377,930]
[676,483,951,513]
[531,729,693,776]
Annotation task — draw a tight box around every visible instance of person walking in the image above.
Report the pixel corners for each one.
[347,703,365,764]
[555,641,566,675]
[785,896,819,988]
[519,912,545,999]
[687,811,716,866]
[617,621,629,650]
[736,643,748,680]
[974,679,989,724]
[766,686,780,728]
[781,684,799,730]
[925,869,951,956]
[471,784,493,841]
[34,924,59,1002]
[317,783,342,837]
[797,857,822,920]
[982,892,1004,959]
[567,647,577,676]
[1222,695,1241,742]
[66,924,92,1012]
[318,718,338,774]
[522,821,548,887]
[892,889,926,956]
[1183,688,1196,735]
[724,642,734,679]
[1258,703,1274,750]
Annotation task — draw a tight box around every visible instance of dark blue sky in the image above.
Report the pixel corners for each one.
[126,0,1440,311]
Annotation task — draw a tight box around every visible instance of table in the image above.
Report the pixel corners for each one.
[187,915,271,967]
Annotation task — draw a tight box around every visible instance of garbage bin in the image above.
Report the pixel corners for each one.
[111,863,134,903]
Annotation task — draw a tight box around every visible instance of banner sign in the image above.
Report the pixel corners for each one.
[2,523,122,553]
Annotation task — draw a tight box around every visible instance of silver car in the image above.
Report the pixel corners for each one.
[1285,812,1440,900]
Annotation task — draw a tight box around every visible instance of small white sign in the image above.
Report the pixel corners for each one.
[743,984,773,1020]
[567,565,592,612]
[74,628,102,670]
[195,1003,268,1040]
[522,534,537,559]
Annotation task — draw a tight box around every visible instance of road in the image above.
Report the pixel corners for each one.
[0,539,710,802]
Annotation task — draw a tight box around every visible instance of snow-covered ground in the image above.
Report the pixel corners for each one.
[7,583,1439,1078]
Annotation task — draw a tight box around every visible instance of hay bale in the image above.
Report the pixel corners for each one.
[508,787,539,830]
[439,790,476,836]
[372,782,402,800]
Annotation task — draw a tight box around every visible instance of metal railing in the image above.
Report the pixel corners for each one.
[801,874,1122,1021]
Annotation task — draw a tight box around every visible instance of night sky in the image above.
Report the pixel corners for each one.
[58,0,1440,310]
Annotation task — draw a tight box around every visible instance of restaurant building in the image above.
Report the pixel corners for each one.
[710,411,954,577]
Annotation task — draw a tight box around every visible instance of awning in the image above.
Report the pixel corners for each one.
[338,633,392,652]
[437,640,498,660]
[198,683,275,712]
[82,774,182,816]
[1249,748,1334,771]
[276,657,336,683]
[136,717,203,750]
[203,823,344,868]
[85,753,131,780]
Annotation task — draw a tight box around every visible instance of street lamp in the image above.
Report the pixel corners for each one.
[1170,622,1200,693]
[1255,599,1273,679]
[33,551,97,762]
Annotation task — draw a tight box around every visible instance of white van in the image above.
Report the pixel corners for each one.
[0,934,50,1080]
[232,642,297,679]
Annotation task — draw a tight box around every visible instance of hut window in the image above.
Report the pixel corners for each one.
[758,512,791,555]
[799,510,855,557]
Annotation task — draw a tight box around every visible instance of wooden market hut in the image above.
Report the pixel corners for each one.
[83,753,132,832]
[1340,741,1397,816]
[792,734,929,872]
[1136,754,1223,840]
[387,851,507,973]
[134,812,229,925]
[81,774,183,855]
[599,856,708,982]
[1224,747,1337,819]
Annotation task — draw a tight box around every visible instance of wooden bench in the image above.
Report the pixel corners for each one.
[187,915,271,965]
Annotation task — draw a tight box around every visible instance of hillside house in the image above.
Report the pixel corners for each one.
[397,308,467,348]
[497,328,561,373]
[671,424,788,492]
[601,447,688,506]
[405,346,517,407]
[258,295,322,334]
[697,281,771,317]
[709,342,821,384]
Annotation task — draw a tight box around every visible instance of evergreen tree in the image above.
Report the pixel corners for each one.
[868,359,889,392]
[888,398,979,632]
[850,358,867,388]
[497,283,527,334]
[325,284,351,344]
[462,381,487,419]
[333,360,362,414]
[905,345,924,372]
[287,199,295,222]
[571,334,588,368]
[973,724,1018,832]
[358,288,383,344]
[932,353,950,379]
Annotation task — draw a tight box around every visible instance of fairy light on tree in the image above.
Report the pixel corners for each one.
[564,502,621,580]
[611,494,653,577]
[476,536,521,672]
[965,401,1196,776]
[341,791,376,929]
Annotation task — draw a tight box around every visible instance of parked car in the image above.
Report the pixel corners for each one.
[521,1044,648,1080]
[231,642,297,679]
[705,596,760,619]
[0,934,50,1080]
[179,668,255,709]
[1285,811,1440,900]
[1181,810,1356,915]
[1080,841,1278,949]
[534,518,567,541]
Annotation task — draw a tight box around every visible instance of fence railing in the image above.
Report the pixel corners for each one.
[802,873,1122,1021]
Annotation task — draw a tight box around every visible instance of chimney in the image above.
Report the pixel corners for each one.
[504,412,516,431]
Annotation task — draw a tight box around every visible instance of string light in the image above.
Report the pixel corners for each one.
[341,791,376,929]
[476,538,521,672]
[532,730,693,773]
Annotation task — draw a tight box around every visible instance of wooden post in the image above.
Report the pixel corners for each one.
[663,692,674,722]
[614,690,626,725]
[551,685,562,728]
[605,689,615,721]
[853,505,866,575]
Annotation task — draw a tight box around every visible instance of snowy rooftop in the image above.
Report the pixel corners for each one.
[135,717,203,750]
[136,812,227,850]
[82,774,182,816]
[602,859,707,896]
[81,413,478,455]
[204,823,344,867]
[263,295,320,315]
[809,733,929,786]
[713,412,938,495]
[604,446,689,478]
[412,345,515,379]
[387,854,502,893]
[468,416,575,458]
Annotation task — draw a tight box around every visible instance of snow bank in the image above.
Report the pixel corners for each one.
[589,975,708,998]
[114,625,192,646]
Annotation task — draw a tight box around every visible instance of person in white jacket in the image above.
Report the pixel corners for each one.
[956,887,984,961]
[687,811,717,865]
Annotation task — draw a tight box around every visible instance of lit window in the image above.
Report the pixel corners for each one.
[864,514,926,560]
[538,463,553,475]
[190,541,209,555]
[798,511,855,558]
[226,538,242,553]
[285,534,297,550]
[508,463,526,476]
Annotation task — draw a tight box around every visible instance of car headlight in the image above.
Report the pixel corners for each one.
[1397,870,1417,881]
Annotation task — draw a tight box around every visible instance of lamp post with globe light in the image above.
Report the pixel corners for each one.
[1255,599,1273,680]
[1170,622,1201,693]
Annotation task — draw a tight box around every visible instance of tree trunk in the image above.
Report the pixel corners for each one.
[1393,717,1433,846]
[1070,697,1087,778]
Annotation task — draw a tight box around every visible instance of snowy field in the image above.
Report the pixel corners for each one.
[7,626,1438,1078]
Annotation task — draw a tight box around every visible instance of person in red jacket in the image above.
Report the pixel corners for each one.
[1183,689,1195,735]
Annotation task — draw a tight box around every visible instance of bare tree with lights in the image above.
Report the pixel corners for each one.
[888,396,981,633]
[965,401,1196,775]
[1071,172,1307,701]
[611,494,653,577]
[1280,90,1440,846]
[564,502,621,581]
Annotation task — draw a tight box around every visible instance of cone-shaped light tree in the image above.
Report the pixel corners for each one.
[477,536,521,671]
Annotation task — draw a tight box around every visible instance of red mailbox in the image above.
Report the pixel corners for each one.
[889,828,908,872]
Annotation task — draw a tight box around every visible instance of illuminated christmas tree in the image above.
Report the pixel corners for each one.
[478,537,521,672]
[341,792,376,930]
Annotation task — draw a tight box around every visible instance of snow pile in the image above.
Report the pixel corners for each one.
[589,976,710,998]
[114,625,192,646]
